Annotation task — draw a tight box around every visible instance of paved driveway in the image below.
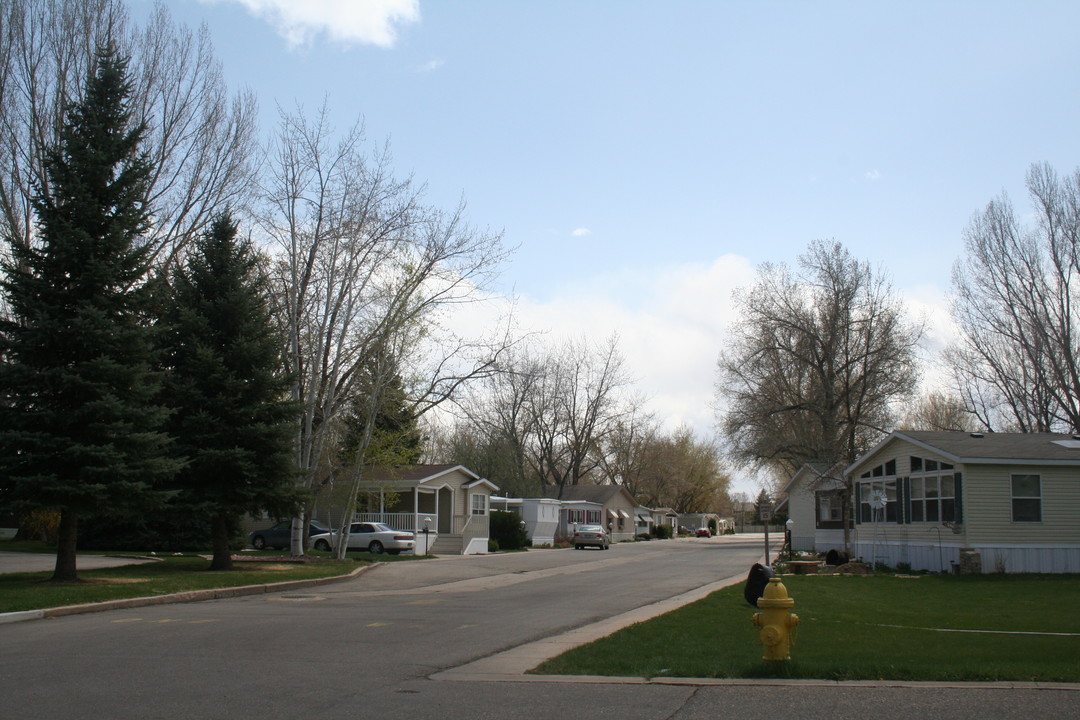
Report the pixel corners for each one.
[0,551,156,573]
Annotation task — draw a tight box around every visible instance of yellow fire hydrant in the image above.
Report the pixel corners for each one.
[751,577,800,661]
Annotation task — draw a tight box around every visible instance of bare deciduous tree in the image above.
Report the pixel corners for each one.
[604,424,729,513]
[949,162,1080,433]
[716,240,921,551]
[0,0,257,267]
[261,103,513,556]
[446,335,634,498]
[898,389,978,432]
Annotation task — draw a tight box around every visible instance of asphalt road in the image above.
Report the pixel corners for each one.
[1,536,1076,719]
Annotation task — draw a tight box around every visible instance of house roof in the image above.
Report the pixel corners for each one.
[365,464,491,487]
[779,462,846,495]
[544,484,639,506]
[849,431,1080,472]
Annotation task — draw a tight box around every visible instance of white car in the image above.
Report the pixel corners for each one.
[310,522,415,555]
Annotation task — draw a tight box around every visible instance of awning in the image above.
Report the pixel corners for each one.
[619,509,631,519]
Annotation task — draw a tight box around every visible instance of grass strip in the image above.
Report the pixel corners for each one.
[532,573,1080,682]
[0,555,361,614]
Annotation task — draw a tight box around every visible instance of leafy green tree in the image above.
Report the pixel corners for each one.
[160,214,300,570]
[0,44,178,582]
[340,373,423,468]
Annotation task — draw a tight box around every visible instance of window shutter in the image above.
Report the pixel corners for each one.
[854,482,862,525]
[954,472,963,524]
[899,477,909,524]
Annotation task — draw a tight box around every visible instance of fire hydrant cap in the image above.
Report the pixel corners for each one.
[756,577,795,608]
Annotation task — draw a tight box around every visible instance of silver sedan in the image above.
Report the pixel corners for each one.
[310,522,416,555]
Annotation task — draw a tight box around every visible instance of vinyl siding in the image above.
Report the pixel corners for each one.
[962,464,1080,545]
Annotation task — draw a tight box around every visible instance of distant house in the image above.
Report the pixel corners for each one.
[778,462,846,553]
[678,512,730,535]
[545,485,641,542]
[490,496,562,546]
[314,464,498,555]
[844,431,1080,573]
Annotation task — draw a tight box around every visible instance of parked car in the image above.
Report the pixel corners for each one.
[695,528,712,538]
[572,524,610,550]
[310,522,416,555]
[249,520,331,550]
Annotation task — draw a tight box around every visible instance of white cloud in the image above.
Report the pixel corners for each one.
[571,228,592,237]
[438,254,960,497]
[209,0,420,49]
[417,59,444,73]
[865,169,882,181]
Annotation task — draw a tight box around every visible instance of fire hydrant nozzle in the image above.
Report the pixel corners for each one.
[751,577,800,661]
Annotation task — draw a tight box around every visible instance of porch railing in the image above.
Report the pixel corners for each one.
[354,512,427,532]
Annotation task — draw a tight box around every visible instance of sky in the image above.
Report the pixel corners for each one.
[133,1,1080,495]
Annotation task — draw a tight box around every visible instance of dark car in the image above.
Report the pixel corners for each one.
[249,520,331,550]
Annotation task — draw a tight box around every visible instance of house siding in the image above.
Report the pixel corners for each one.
[787,472,817,552]
[962,464,1080,545]
[848,434,1080,573]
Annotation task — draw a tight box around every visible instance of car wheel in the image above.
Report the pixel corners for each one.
[314,539,331,552]
[252,536,266,550]
[369,540,384,554]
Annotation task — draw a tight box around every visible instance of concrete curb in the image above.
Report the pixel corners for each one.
[0,562,377,625]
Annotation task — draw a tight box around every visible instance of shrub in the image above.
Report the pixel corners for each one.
[651,524,673,540]
[488,538,500,552]
[489,510,529,550]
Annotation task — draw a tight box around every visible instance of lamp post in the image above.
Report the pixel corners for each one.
[421,516,432,556]
[785,518,794,560]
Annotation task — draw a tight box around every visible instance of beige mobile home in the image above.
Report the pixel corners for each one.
[847,431,1080,573]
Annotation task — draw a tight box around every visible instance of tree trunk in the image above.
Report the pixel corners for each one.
[51,509,79,583]
[208,513,233,571]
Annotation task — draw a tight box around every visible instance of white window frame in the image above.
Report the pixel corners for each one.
[471,492,487,516]
[1010,474,1042,523]
[910,473,955,523]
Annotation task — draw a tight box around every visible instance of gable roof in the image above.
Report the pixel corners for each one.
[366,464,482,485]
[544,484,639,506]
[849,431,1080,472]
[779,461,846,495]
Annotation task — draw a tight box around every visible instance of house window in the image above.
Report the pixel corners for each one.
[816,492,843,528]
[910,474,955,523]
[587,510,601,524]
[471,493,487,516]
[1011,474,1042,522]
[858,479,897,522]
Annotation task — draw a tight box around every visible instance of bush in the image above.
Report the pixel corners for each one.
[651,524,673,540]
[636,533,652,541]
[489,510,529,550]
[488,538,500,552]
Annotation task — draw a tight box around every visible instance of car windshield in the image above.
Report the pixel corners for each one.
[373,523,393,532]
[576,525,603,532]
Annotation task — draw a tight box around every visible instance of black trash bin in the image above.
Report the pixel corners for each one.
[743,562,774,607]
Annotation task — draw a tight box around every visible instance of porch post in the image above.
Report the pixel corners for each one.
[414,487,419,532]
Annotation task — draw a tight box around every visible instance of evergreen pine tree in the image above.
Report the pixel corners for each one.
[160,214,299,570]
[0,44,178,582]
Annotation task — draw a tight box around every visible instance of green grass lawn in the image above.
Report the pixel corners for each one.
[0,553,362,614]
[533,573,1080,682]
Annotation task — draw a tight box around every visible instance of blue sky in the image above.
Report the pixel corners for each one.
[137,1,1080,494]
